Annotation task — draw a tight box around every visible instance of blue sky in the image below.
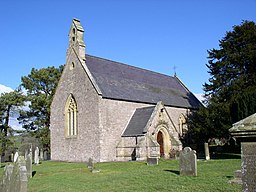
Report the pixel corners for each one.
[0,0,255,95]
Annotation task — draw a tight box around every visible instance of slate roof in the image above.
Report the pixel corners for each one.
[122,106,155,137]
[85,55,202,109]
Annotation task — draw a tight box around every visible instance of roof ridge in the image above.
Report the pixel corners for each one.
[85,54,175,79]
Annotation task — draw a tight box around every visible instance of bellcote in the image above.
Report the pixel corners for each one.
[68,18,86,62]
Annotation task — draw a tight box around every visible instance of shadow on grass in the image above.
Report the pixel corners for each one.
[164,169,180,175]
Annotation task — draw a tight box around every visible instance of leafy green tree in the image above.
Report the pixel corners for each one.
[0,90,25,158]
[19,66,63,152]
[188,20,256,144]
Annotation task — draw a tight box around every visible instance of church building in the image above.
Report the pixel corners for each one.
[50,19,202,162]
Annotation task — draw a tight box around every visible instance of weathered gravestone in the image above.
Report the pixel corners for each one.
[1,156,28,192]
[87,158,100,173]
[14,152,19,163]
[87,157,93,169]
[204,143,210,160]
[40,149,43,160]
[147,157,158,165]
[34,147,39,165]
[25,144,32,178]
[179,147,197,176]
[229,113,256,192]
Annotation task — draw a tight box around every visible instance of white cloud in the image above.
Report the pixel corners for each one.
[195,93,205,103]
[0,84,13,94]
[0,84,24,130]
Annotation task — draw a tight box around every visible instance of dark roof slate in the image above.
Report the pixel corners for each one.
[122,106,155,137]
[85,55,202,109]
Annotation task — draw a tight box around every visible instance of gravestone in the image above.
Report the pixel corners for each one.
[87,157,93,169]
[2,164,14,192]
[229,113,256,192]
[24,149,28,160]
[204,143,210,160]
[1,156,28,192]
[43,151,49,160]
[25,144,32,178]
[147,157,158,165]
[11,153,14,162]
[14,152,19,163]
[17,156,28,192]
[87,158,100,173]
[179,147,197,176]
[34,147,39,165]
[40,149,43,160]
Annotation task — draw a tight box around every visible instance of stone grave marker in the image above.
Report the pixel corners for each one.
[204,143,210,160]
[11,153,14,162]
[25,144,32,178]
[1,156,28,192]
[40,149,43,160]
[229,113,256,192]
[14,152,19,163]
[87,157,93,169]
[17,156,28,192]
[43,151,49,160]
[179,147,197,176]
[87,158,100,173]
[34,147,40,165]
[147,157,158,165]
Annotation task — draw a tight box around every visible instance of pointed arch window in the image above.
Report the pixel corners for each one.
[65,94,77,137]
[178,113,187,136]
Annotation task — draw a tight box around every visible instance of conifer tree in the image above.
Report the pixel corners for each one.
[188,20,256,143]
[19,65,63,152]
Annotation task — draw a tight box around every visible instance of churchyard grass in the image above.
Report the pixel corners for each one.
[1,158,241,192]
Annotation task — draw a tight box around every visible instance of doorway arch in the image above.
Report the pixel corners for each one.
[156,126,171,158]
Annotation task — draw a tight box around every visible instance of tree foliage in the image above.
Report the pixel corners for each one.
[0,90,25,157]
[188,20,256,144]
[19,66,63,152]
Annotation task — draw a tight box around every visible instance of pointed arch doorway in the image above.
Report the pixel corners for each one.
[157,131,164,157]
[156,127,171,158]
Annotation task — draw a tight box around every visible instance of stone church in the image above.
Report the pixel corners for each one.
[50,19,202,162]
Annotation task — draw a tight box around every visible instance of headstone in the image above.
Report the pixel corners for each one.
[241,142,256,191]
[40,149,43,160]
[1,156,28,192]
[25,144,32,178]
[229,113,256,192]
[204,143,210,160]
[2,164,14,192]
[43,151,49,160]
[87,158,94,169]
[11,153,14,162]
[17,156,28,192]
[14,152,19,163]
[87,158,100,173]
[179,147,197,176]
[147,157,158,165]
[34,147,39,165]
[24,149,28,160]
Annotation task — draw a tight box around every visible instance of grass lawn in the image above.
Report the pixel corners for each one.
[3,158,240,192]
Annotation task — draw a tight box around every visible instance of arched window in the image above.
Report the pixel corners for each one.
[178,114,187,136]
[65,94,77,137]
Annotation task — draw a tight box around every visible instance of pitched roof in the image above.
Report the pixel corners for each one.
[122,106,155,137]
[85,54,202,109]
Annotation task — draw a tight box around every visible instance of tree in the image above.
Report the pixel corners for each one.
[19,66,63,152]
[0,90,25,158]
[188,20,256,144]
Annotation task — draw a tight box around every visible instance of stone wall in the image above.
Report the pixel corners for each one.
[50,48,100,162]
